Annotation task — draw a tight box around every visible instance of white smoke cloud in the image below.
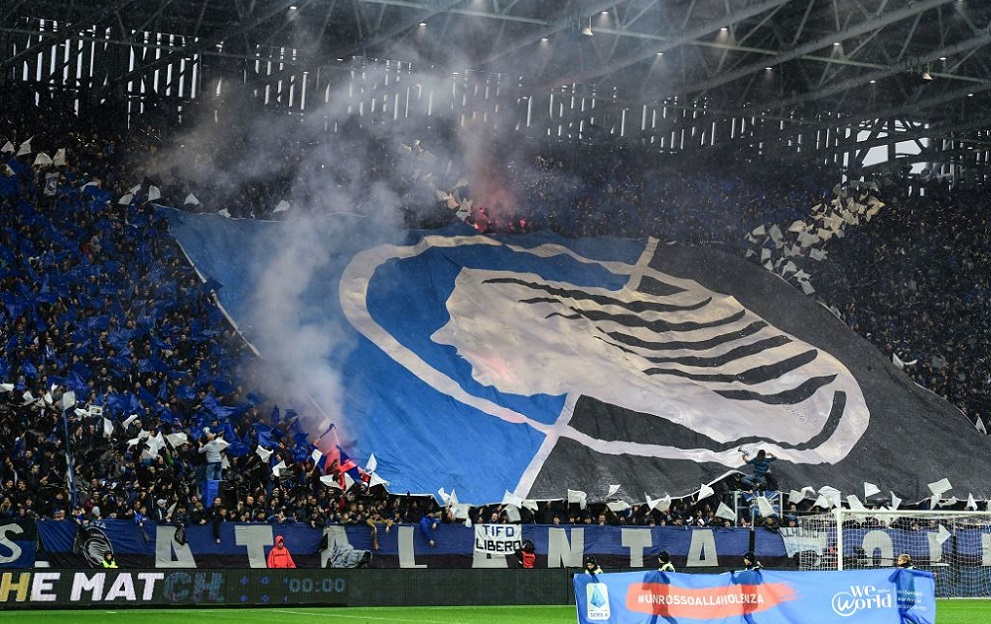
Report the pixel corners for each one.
[145,25,540,446]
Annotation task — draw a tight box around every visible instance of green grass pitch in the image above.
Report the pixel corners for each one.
[3,602,990,623]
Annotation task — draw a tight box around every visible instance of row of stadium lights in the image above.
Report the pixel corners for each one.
[303,3,977,98]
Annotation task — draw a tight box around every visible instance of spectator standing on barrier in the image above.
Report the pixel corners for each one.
[740,449,777,491]
[267,535,297,568]
[198,430,225,481]
[658,550,675,572]
[517,538,536,569]
[583,555,603,575]
[897,553,914,569]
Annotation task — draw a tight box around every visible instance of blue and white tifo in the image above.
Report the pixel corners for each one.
[574,568,936,624]
[165,209,898,504]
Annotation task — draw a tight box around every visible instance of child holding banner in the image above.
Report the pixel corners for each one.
[583,555,603,574]
[657,550,675,572]
[742,551,763,570]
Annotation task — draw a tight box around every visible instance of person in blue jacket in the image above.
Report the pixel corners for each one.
[419,511,439,546]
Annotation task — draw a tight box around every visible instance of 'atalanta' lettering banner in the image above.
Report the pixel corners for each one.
[27,520,783,569]
[0,521,37,569]
[575,568,935,624]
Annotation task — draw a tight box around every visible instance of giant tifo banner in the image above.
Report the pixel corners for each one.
[164,209,991,504]
[574,568,936,624]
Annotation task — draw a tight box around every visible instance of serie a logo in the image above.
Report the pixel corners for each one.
[585,582,611,620]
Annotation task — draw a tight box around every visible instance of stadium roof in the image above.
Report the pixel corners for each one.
[5,0,991,152]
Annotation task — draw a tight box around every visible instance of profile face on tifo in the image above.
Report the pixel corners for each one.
[430,266,870,466]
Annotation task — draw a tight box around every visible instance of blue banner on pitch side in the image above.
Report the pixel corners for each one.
[574,568,935,624]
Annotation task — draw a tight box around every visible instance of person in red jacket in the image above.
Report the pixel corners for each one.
[517,539,536,569]
[267,535,297,568]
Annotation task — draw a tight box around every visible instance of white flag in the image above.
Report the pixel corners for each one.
[504,505,521,522]
[819,486,842,508]
[567,489,588,509]
[697,483,714,501]
[655,495,672,513]
[501,490,524,508]
[890,491,902,510]
[936,524,952,545]
[715,502,737,521]
[928,478,952,497]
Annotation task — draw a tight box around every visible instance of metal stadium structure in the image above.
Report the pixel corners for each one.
[3,0,990,177]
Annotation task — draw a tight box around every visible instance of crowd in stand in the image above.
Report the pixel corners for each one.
[1,83,989,537]
[812,181,991,423]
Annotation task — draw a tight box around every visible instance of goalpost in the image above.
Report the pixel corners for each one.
[795,509,991,598]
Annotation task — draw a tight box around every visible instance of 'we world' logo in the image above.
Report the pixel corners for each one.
[831,584,893,617]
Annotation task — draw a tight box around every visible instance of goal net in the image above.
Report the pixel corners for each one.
[794,509,991,598]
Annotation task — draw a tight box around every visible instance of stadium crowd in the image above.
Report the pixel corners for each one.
[1,83,988,538]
